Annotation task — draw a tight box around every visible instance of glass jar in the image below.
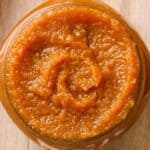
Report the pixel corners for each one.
[0,0,149,149]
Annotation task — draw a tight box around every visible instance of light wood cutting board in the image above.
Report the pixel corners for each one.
[0,0,150,150]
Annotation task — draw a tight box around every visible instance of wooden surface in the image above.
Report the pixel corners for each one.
[0,0,150,150]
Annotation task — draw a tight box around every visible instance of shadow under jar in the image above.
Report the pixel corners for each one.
[0,0,150,149]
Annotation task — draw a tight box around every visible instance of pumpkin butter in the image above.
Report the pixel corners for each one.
[6,6,139,140]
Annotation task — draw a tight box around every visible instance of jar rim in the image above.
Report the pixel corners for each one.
[0,0,149,149]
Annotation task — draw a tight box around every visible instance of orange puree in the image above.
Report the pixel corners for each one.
[6,6,139,140]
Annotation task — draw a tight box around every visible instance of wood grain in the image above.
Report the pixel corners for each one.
[0,0,150,150]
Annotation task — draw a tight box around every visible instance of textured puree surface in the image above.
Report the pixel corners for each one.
[5,5,139,140]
